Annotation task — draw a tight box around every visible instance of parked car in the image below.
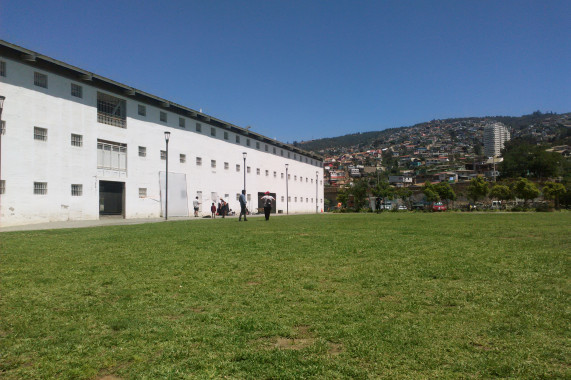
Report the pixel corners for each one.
[432,202,447,212]
[398,205,408,211]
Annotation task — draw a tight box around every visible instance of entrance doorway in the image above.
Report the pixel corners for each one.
[99,181,125,216]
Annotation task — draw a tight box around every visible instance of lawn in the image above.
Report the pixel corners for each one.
[1,213,569,379]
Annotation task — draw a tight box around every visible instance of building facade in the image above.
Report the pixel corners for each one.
[483,122,510,157]
[0,40,324,227]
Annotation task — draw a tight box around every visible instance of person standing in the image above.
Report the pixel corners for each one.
[211,202,216,218]
[239,190,247,221]
[261,191,275,221]
[193,196,200,217]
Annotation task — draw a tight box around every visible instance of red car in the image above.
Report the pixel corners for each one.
[432,202,447,212]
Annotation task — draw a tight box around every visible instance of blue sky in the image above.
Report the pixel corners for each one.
[1,0,570,143]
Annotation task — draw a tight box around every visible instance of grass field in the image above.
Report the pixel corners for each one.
[1,213,569,379]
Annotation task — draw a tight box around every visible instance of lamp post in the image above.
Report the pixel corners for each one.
[242,152,247,192]
[0,96,5,222]
[315,171,319,213]
[285,163,289,215]
[164,131,170,220]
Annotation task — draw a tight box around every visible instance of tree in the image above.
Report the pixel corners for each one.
[542,182,566,210]
[434,182,456,205]
[467,177,489,204]
[500,139,563,179]
[512,178,540,206]
[423,182,440,204]
[336,188,349,208]
[350,179,369,210]
[395,187,413,207]
[489,184,513,204]
[372,181,394,201]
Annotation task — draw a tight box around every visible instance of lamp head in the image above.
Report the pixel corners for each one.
[243,152,247,159]
[164,131,171,142]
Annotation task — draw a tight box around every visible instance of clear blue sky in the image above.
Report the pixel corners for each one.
[1,0,570,143]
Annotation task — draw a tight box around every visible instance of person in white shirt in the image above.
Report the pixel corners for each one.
[261,191,275,221]
[193,197,200,217]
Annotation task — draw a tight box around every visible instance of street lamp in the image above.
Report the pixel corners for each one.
[0,96,5,222]
[164,131,170,220]
[285,163,289,215]
[316,171,319,213]
[242,152,247,192]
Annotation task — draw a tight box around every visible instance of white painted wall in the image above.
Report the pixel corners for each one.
[0,57,324,227]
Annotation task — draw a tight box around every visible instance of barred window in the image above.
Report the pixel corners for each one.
[265,170,269,176]
[247,166,251,173]
[34,72,47,88]
[224,162,229,170]
[97,92,126,128]
[247,139,251,147]
[138,105,146,116]
[281,149,284,156]
[256,168,260,175]
[0,121,4,136]
[179,117,185,128]
[196,157,202,166]
[224,131,229,140]
[294,175,297,181]
[236,164,240,172]
[273,171,277,178]
[138,146,146,157]
[160,150,166,160]
[256,142,260,149]
[235,135,240,143]
[211,127,216,137]
[281,196,284,202]
[71,134,83,147]
[97,141,127,171]
[71,184,83,196]
[236,193,240,201]
[273,147,276,154]
[180,154,186,163]
[295,197,298,202]
[71,83,82,98]
[160,111,167,122]
[265,144,269,152]
[211,160,216,168]
[139,188,147,198]
[0,180,5,195]
[196,123,202,132]
[0,61,5,77]
[34,182,47,195]
[281,173,284,179]
[288,152,291,158]
[34,127,47,141]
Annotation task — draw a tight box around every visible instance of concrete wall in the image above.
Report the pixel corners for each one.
[0,56,324,227]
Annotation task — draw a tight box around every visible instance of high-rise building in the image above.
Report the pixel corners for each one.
[483,123,510,157]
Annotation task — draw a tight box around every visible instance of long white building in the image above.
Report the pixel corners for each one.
[0,40,324,227]
[483,122,510,157]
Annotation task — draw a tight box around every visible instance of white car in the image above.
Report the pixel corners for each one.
[398,205,408,211]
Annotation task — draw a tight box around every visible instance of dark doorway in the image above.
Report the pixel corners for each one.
[257,192,277,214]
[99,181,124,216]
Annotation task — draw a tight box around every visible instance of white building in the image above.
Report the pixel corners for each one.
[483,122,510,157]
[0,40,324,227]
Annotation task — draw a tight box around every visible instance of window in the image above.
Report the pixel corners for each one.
[71,134,83,147]
[179,117,185,128]
[288,152,291,158]
[34,72,47,88]
[97,141,127,171]
[288,174,291,180]
[34,127,47,141]
[224,162,229,170]
[224,131,229,140]
[247,139,251,147]
[211,160,216,168]
[294,154,297,160]
[281,196,284,202]
[211,127,216,137]
[294,175,297,181]
[34,182,47,195]
[138,146,146,157]
[0,61,5,77]
[281,149,284,156]
[247,194,251,201]
[196,157,202,166]
[236,135,240,143]
[160,150,166,160]
[0,121,4,136]
[71,83,82,98]
[247,166,251,173]
[256,168,260,175]
[265,170,269,176]
[139,188,147,198]
[0,180,5,195]
[225,193,229,199]
[196,123,202,132]
[265,144,269,152]
[236,164,240,172]
[288,196,291,202]
[300,197,303,203]
[180,154,186,163]
[306,177,309,183]
[160,111,167,122]
[311,178,313,184]
[236,193,240,201]
[273,171,277,178]
[306,198,309,203]
[256,142,260,149]
[281,173,284,179]
[71,184,83,196]
[138,105,146,116]
[97,92,126,128]
[273,147,276,154]
[295,197,298,202]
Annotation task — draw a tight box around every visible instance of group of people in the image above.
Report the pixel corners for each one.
[195,190,276,221]
[211,199,229,218]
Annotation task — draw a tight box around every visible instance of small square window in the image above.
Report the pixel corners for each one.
[235,135,240,143]
[236,193,240,201]
[211,127,216,137]
[138,105,146,116]
[161,150,166,160]
[71,83,82,98]
[180,154,186,163]
[294,175,297,181]
[0,61,5,77]
[224,162,229,170]
[196,123,202,132]
[311,178,314,184]
[34,182,47,195]
[71,184,83,196]
[281,173,284,179]
[236,164,240,172]
[139,188,147,198]
[34,127,47,141]
[0,121,3,136]
[247,166,251,173]
[225,193,229,199]
[247,139,251,147]
[0,180,5,195]
[34,72,47,88]
[288,196,291,202]
[71,134,83,147]
[224,131,229,140]
[273,171,277,178]
[160,111,167,122]
[247,194,251,201]
[281,196,284,202]
[301,198,303,203]
[196,157,202,166]
[256,142,260,149]
[295,197,298,202]
[256,168,260,175]
[211,160,216,168]
[179,117,185,128]
[265,170,269,176]
[139,146,146,157]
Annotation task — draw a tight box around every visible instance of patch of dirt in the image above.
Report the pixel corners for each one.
[328,342,344,355]
[470,342,492,351]
[246,281,260,286]
[189,307,204,313]
[258,325,317,350]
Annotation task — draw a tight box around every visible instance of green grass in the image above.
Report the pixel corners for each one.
[1,213,569,379]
